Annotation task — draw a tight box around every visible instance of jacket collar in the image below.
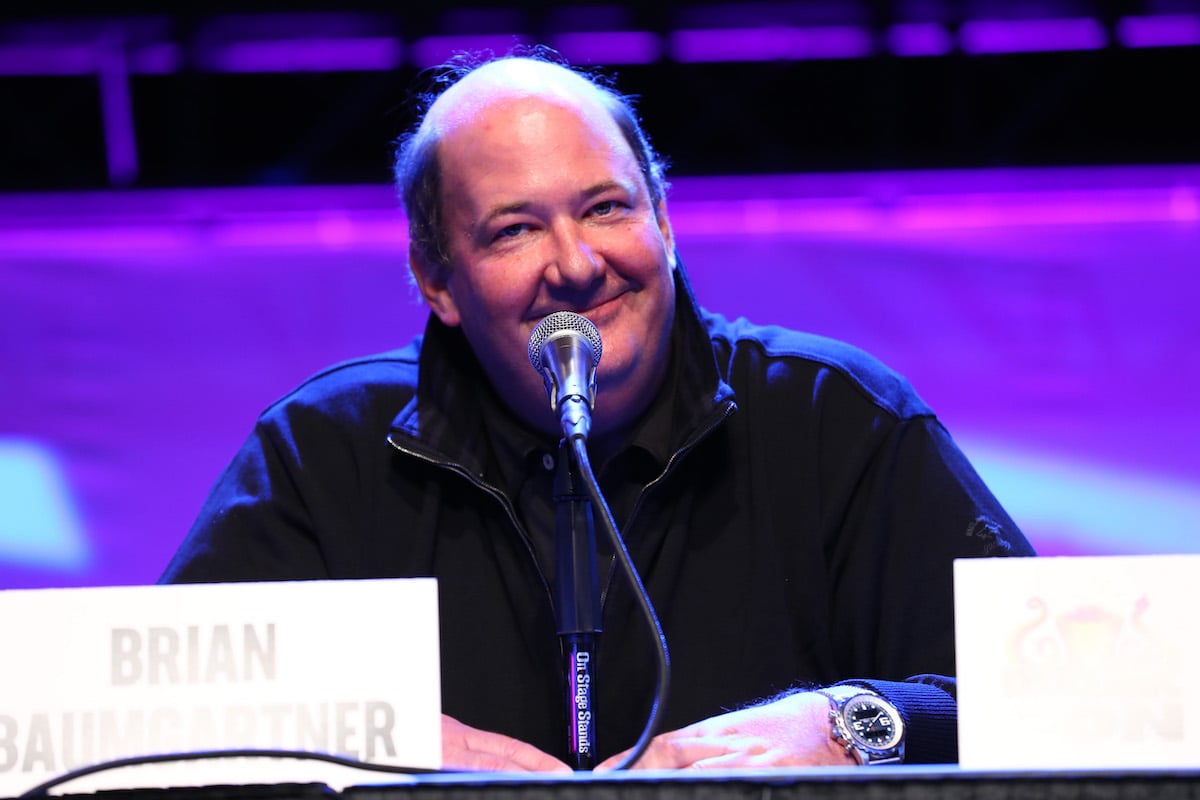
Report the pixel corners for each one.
[388,258,735,469]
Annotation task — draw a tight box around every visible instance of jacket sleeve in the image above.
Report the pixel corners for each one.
[828,414,1036,763]
[846,675,958,763]
[159,412,331,584]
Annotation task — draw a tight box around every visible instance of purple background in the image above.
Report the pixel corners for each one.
[3,165,1199,589]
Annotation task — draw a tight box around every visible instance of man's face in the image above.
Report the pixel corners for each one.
[415,95,676,440]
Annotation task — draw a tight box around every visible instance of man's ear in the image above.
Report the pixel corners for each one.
[655,200,677,270]
[409,243,462,327]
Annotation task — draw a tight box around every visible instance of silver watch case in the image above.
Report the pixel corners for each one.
[817,685,906,765]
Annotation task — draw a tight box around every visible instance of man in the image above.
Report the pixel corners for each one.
[162,51,1034,772]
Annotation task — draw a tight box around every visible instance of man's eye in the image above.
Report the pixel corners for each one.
[494,223,527,240]
[590,200,621,216]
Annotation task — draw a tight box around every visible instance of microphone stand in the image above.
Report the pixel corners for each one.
[553,437,602,770]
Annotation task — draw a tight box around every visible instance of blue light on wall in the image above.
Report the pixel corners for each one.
[0,438,90,571]
[963,439,1200,557]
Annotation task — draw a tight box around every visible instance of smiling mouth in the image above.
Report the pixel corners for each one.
[541,293,625,326]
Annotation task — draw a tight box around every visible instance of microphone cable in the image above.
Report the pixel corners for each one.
[17,748,438,799]
[569,436,670,771]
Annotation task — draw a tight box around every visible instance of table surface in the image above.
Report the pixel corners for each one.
[17,765,1200,800]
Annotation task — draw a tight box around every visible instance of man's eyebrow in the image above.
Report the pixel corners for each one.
[479,201,531,225]
[581,179,635,199]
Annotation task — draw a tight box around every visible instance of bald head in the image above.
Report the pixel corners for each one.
[394,53,668,270]
[421,58,610,143]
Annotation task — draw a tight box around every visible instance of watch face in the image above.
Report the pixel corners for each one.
[844,696,902,750]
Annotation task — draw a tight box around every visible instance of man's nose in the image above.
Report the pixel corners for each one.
[547,224,604,288]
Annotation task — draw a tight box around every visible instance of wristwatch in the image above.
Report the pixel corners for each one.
[816,685,906,765]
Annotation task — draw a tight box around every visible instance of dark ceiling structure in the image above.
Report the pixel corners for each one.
[2,1,1198,191]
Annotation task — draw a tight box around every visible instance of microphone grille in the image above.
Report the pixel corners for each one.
[527,311,603,372]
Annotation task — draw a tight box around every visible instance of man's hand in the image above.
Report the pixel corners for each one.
[440,714,573,773]
[595,691,858,770]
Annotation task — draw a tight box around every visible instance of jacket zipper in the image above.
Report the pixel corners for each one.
[386,433,556,615]
[387,396,736,623]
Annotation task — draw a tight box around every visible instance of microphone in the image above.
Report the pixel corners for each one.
[529,311,604,768]
[527,311,603,441]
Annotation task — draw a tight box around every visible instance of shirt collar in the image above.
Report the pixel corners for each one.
[390,259,733,476]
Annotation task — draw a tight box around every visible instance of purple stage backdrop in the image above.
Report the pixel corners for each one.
[2,165,1199,590]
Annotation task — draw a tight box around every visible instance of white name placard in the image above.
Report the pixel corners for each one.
[0,578,441,796]
[955,554,1200,770]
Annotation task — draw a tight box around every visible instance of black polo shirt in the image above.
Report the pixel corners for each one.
[478,345,678,589]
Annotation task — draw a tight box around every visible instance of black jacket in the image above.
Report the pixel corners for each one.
[162,268,1035,764]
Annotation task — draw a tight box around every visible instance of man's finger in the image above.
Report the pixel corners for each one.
[442,714,572,773]
[601,734,736,770]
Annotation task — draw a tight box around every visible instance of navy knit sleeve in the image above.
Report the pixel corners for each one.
[846,676,959,764]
